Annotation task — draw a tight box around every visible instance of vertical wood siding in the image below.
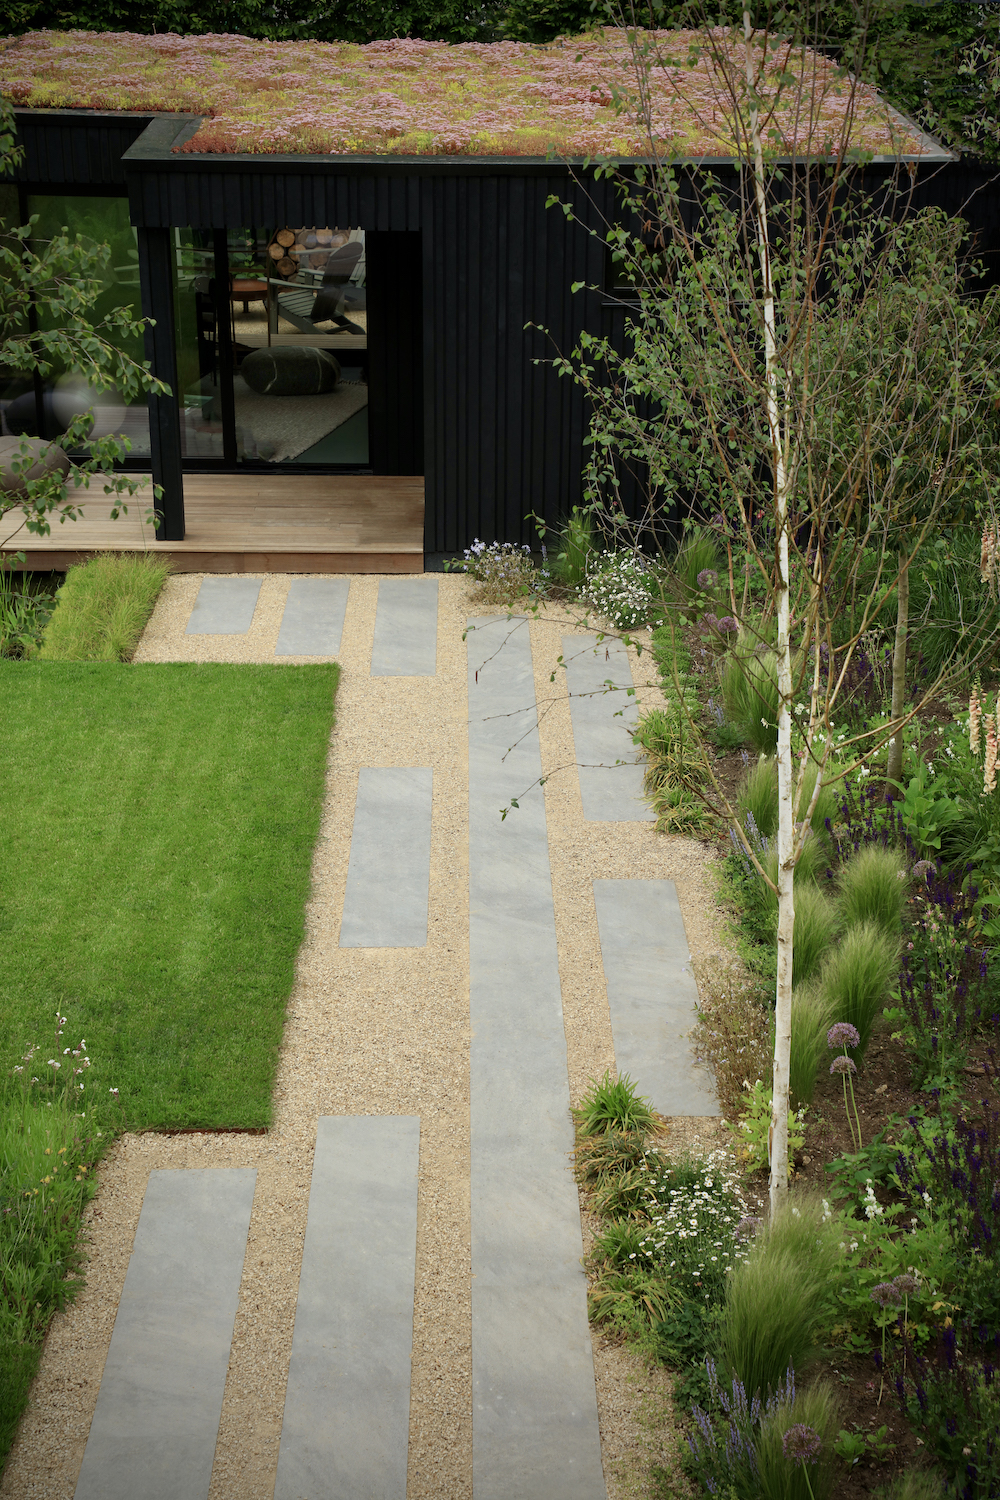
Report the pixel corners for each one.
[16,109,999,555]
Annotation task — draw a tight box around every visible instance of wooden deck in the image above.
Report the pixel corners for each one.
[4,474,424,573]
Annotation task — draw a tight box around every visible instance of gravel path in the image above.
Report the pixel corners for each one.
[1,575,725,1500]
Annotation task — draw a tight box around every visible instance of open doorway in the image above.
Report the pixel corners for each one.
[172,227,423,475]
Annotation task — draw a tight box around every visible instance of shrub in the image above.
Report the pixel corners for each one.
[37,553,170,661]
[835,846,908,936]
[817,921,899,1057]
[719,1196,840,1401]
[449,538,539,605]
[789,983,834,1109]
[585,550,659,628]
[754,1379,840,1500]
[791,884,839,991]
[573,1070,656,1137]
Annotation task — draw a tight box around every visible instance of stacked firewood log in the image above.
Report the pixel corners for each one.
[265,227,353,280]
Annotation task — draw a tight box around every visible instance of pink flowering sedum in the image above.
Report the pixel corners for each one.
[0,27,928,158]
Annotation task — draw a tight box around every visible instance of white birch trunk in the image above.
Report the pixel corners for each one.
[743,12,794,1213]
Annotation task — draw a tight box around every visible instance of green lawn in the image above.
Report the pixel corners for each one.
[0,662,338,1129]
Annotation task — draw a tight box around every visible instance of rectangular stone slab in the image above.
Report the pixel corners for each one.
[339,767,433,947]
[74,1168,256,1500]
[563,634,653,821]
[467,615,606,1500]
[370,577,438,675]
[594,878,718,1115]
[273,1116,420,1500]
[275,576,350,656]
[184,576,261,635]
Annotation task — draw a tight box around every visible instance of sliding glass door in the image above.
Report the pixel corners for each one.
[173,225,370,469]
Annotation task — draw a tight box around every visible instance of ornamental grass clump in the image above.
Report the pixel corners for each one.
[791,886,839,991]
[834,845,908,936]
[719,1196,841,1402]
[573,1069,656,1137]
[816,922,899,1058]
[789,984,834,1109]
[38,553,171,662]
[756,1387,839,1500]
[722,649,781,755]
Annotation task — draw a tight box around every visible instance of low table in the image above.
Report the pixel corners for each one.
[230,279,269,314]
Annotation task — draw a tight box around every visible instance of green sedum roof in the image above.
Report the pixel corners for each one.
[0,26,930,159]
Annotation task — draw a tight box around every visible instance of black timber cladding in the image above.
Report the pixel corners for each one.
[12,109,153,187]
[122,120,609,552]
[13,109,1000,554]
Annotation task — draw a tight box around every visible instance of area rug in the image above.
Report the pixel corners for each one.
[232,377,369,462]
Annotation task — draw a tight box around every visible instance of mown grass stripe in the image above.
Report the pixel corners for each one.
[0,662,338,1130]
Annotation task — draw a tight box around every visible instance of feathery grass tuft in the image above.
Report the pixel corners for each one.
[719,1196,840,1402]
[817,921,899,1057]
[835,845,908,936]
[38,554,171,662]
[789,983,834,1110]
[791,884,839,990]
[755,1379,840,1500]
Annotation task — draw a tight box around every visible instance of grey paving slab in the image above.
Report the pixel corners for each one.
[74,1168,256,1500]
[274,1116,419,1500]
[467,615,606,1500]
[563,634,654,822]
[370,577,438,676]
[594,879,719,1115]
[184,576,261,635]
[275,576,350,656]
[339,767,433,947]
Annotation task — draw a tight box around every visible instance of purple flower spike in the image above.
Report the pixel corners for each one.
[870,1281,903,1308]
[827,1022,860,1050]
[782,1424,822,1463]
[830,1056,857,1076]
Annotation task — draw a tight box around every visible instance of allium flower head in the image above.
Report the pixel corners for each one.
[912,860,935,880]
[830,1055,857,1076]
[716,616,739,634]
[697,568,718,590]
[782,1424,822,1463]
[870,1281,903,1308]
[734,1214,763,1239]
[827,1022,860,1050]
[894,1273,920,1296]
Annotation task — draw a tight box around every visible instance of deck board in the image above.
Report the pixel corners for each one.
[4,474,424,573]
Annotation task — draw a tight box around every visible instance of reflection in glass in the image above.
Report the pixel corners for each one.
[172,225,370,467]
[0,196,151,463]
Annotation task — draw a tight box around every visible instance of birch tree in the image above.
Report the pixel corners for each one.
[551,8,1000,1212]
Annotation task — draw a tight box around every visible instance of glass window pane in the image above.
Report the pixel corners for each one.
[232,225,369,466]
[25,195,150,464]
